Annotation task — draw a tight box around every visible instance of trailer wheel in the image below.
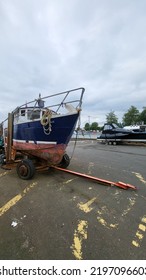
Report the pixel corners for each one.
[58,154,70,168]
[17,159,35,180]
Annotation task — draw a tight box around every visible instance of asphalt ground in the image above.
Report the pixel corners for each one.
[0,140,146,260]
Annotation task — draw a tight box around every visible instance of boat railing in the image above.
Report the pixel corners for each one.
[0,87,85,125]
[19,87,85,113]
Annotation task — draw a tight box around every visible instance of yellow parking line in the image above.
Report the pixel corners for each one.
[0,182,38,217]
[71,220,88,260]
[132,215,146,247]
[122,197,136,217]
[132,172,146,185]
[0,171,10,178]
[97,215,119,229]
[96,206,119,229]
[78,197,96,213]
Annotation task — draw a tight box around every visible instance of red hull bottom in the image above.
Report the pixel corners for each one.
[13,141,67,165]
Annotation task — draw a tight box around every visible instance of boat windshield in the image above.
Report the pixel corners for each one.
[112,123,119,129]
[103,123,119,130]
[104,124,113,130]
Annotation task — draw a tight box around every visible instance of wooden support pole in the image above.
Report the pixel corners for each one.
[6,113,13,162]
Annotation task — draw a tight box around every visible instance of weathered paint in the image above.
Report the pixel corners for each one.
[0,171,10,178]
[122,197,136,217]
[139,224,146,232]
[78,197,96,213]
[132,215,146,247]
[97,216,118,229]
[132,172,146,185]
[141,217,146,224]
[71,220,88,260]
[88,162,94,175]
[64,179,75,184]
[136,231,143,240]
[132,240,140,247]
[0,182,38,217]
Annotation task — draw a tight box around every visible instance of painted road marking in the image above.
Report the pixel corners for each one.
[97,214,119,229]
[88,162,94,175]
[0,171,10,178]
[122,197,136,217]
[0,182,38,217]
[71,220,88,260]
[63,179,75,184]
[58,178,76,191]
[97,205,119,229]
[132,216,146,247]
[78,197,96,213]
[132,172,146,185]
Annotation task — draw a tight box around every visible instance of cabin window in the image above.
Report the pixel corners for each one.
[27,110,32,120]
[27,110,40,120]
[20,109,25,116]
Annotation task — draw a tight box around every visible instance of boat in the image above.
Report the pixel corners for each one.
[1,87,85,178]
[97,123,146,145]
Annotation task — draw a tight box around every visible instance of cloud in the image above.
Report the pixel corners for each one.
[0,0,146,126]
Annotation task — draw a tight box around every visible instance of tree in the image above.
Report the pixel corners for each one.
[106,111,118,124]
[122,106,140,126]
[139,107,146,124]
[90,122,98,131]
[84,122,90,131]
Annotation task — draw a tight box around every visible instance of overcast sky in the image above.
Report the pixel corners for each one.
[0,0,146,126]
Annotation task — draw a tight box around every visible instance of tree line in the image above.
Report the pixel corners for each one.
[84,106,146,131]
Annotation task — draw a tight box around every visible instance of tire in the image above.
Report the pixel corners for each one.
[16,159,35,180]
[58,154,70,168]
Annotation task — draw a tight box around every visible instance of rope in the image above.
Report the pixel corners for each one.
[40,109,52,135]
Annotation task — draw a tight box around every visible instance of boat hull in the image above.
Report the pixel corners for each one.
[12,113,79,164]
[97,125,146,144]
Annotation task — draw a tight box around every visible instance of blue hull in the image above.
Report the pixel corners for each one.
[13,113,79,144]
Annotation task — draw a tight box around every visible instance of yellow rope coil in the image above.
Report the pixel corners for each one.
[40,110,52,126]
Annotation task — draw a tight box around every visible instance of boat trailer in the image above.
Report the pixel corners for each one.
[1,159,137,190]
